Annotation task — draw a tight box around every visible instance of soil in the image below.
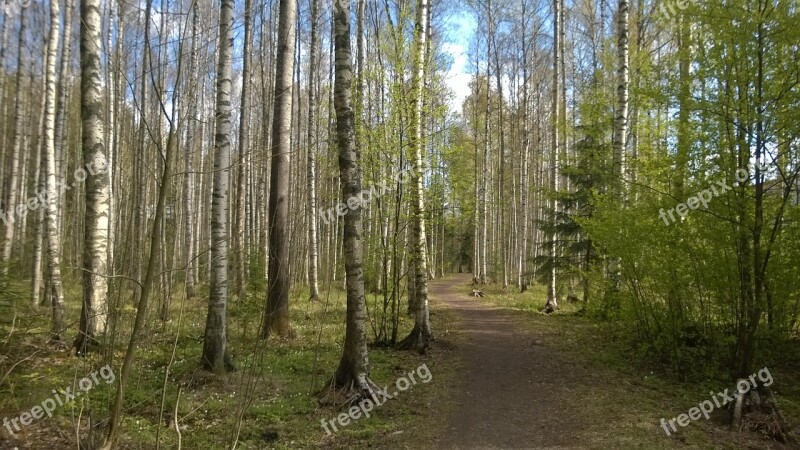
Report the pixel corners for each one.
[432,274,592,449]
[428,274,798,450]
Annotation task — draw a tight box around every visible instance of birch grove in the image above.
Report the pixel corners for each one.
[0,0,798,447]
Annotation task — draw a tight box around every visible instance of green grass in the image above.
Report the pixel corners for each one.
[464,278,800,449]
[4,272,797,449]
[0,273,460,449]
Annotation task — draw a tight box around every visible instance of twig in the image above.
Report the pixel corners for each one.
[174,387,182,450]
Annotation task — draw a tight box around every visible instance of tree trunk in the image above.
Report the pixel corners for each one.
[612,0,629,197]
[489,0,508,290]
[232,0,252,301]
[263,0,296,339]
[543,0,561,314]
[75,0,110,355]
[106,1,121,283]
[675,14,690,198]
[519,0,530,293]
[471,37,482,284]
[328,0,375,395]
[54,0,75,241]
[183,3,198,300]
[101,0,182,443]
[1,10,28,274]
[306,0,321,302]
[203,0,235,372]
[606,0,630,295]
[481,71,490,285]
[31,76,47,307]
[0,19,9,189]
[398,0,433,353]
[43,0,66,343]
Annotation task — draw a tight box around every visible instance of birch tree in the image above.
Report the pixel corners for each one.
[518,0,530,293]
[542,0,561,314]
[612,0,629,196]
[675,13,691,198]
[183,3,198,300]
[398,0,433,353]
[31,85,46,307]
[102,0,183,443]
[1,10,28,275]
[43,0,66,342]
[306,0,321,303]
[203,0,235,372]
[328,0,378,396]
[232,0,252,300]
[604,0,629,293]
[75,0,110,355]
[54,0,75,238]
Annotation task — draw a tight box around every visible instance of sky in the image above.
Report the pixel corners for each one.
[441,11,476,114]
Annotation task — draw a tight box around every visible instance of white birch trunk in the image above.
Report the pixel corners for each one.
[31,74,48,307]
[202,0,235,372]
[332,0,372,389]
[54,0,75,239]
[1,11,28,274]
[399,0,433,352]
[75,0,110,354]
[306,0,321,302]
[44,0,66,342]
[613,0,629,195]
[183,3,198,299]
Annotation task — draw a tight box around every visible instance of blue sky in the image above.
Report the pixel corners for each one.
[442,10,476,113]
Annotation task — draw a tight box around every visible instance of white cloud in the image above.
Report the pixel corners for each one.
[442,42,472,113]
[441,12,476,114]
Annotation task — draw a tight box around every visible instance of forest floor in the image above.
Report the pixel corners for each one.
[1,273,798,449]
[423,274,800,450]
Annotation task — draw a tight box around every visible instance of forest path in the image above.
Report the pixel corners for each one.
[431,274,594,449]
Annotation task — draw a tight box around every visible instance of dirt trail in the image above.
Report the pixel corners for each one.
[432,274,592,450]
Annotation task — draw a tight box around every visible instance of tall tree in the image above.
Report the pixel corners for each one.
[604,0,629,295]
[75,0,111,355]
[518,0,530,292]
[675,13,691,198]
[488,0,508,289]
[232,0,253,300]
[203,0,235,372]
[54,0,76,239]
[0,20,9,181]
[183,3,199,300]
[102,0,182,443]
[329,0,375,395]
[43,0,66,342]
[612,0,629,196]
[263,0,296,339]
[31,81,47,307]
[481,63,490,285]
[306,0,321,302]
[398,0,433,352]
[542,0,561,314]
[1,9,28,275]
